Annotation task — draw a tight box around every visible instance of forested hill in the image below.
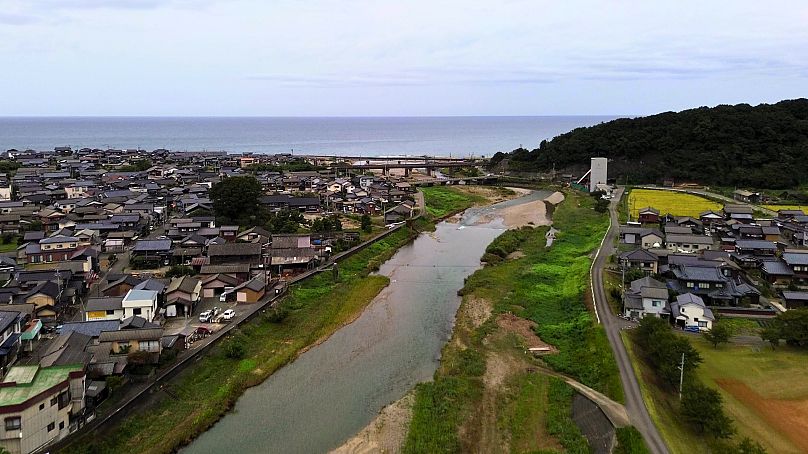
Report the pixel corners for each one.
[493,99,808,189]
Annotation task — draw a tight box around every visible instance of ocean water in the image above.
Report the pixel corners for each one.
[0,116,615,157]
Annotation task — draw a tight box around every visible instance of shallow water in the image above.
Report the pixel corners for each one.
[183,192,545,454]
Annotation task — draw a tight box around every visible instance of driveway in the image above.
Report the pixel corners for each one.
[591,187,669,454]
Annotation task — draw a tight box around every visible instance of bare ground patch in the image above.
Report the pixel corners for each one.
[331,391,415,454]
[497,313,557,353]
[717,379,808,453]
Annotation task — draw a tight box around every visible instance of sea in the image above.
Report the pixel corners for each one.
[0,116,616,157]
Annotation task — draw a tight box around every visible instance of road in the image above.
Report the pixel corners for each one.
[591,187,670,454]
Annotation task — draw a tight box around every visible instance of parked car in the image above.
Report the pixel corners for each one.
[199,310,213,323]
[219,287,234,302]
[221,309,236,321]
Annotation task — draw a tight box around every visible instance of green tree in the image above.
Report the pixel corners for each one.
[360,214,372,233]
[770,308,808,347]
[761,326,781,349]
[681,383,735,438]
[703,323,731,348]
[210,175,264,225]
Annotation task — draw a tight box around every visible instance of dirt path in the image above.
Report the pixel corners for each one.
[330,392,415,454]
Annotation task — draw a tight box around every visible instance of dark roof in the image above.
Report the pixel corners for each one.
[782,291,808,301]
[783,253,808,266]
[85,296,123,312]
[761,260,794,277]
[120,315,159,330]
[619,249,658,262]
[207,243,261,257]
[735,240,777,251]
[39,331,93,367]
[132,239,172,252]
[0,311,19,335]
[98,328,163,342]
[199,264,251,274]
[59,320,120,338]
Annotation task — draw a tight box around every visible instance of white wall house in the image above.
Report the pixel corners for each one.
[624,277,669,319]
[671,293,714,331]
[121,290,159,322]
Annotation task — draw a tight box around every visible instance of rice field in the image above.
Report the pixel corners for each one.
[762,205,808,214]
[627,189,722,219]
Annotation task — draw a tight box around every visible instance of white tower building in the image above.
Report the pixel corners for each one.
[589,157,608,192]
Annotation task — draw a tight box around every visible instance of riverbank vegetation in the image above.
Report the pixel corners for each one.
[405,191,626,453]
[420,185,514,218]
[64,225,423,454]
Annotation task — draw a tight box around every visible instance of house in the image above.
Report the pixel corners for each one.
[207,243,262,266]
[777,209,805,221]
[84,297,124,322]
[384,202,413,224]
[760,260,794,286]
[0,365,85,454]
[164,276,201,317]
[781,291,808,309]
[38,332,93,368]
[623,276,669,319]
[102,275,143,297]
[637,207,660,224]
[0,311,22,375]
[665,234,713,253]
[130,239,172,266]
[620,227,664,249]
[782,252,808,284]
[723,204,754,223]
[733,190,760,204]
[121,290,158,322]
[670,293,714,331]
[233,276,266,303]
[200,273,240,298]
[699,210,724,227]
[269,234,317,276]
[734,239,778,257]
[619,249,659,275]
[21,282,60,321]
[667,264,759,306]
[761,226,781,242]
[26,236,80,264]
[97,328,163,364]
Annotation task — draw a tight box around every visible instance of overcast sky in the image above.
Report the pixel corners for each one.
[1,0,806,116]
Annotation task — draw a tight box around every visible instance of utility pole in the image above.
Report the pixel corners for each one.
[678,352,685,401]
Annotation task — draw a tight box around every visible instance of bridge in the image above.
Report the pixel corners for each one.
[327,159,483,176]
[410,175,499,186]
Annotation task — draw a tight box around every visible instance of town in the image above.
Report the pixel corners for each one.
[0,146,490,454]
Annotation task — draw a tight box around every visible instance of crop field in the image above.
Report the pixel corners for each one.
[627,189,722,219]
[762,204,808,213]
[694,338,808,454]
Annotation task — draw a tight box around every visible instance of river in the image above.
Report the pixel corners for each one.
[183,190,550,454]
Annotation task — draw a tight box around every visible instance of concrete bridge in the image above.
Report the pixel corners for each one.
[411,175,499,186]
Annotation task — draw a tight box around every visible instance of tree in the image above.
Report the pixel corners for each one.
[769,308,808,347]
[681,383,735,438]
[760,326,781,349]
[635,317,702,388]
[360,214,372,233]
[703,323,731,348]
[209,176,264,225]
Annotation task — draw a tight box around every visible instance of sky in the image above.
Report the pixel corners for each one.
[1,0,807,116]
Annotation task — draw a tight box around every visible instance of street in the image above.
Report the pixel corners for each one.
[591,187,670,454]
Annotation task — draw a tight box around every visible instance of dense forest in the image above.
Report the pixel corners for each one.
[492,99,808,189]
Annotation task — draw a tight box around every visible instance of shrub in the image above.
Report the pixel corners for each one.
[264,307,289,324]
[223,336,247,359]
[480,252,502,264]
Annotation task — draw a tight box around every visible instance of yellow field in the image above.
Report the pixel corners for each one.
[628,189,722,219]
[762,205,808,213]
[694,338,808,454]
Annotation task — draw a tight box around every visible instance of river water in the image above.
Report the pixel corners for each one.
[184,191,549,454]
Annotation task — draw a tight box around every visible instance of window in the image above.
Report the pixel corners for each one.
[106,310,115,315]
[686,282,695,288]
[698,320,708,328]
[132,308,142,316]
[652,301,660,307]
[39,403,45,410]
[50,397,57,406]
[59,421,64,430]
[5,417,20,431]
[47,422,55,432]
[139,340,160,352]
[58,391,69,410]
[47,254,53,262]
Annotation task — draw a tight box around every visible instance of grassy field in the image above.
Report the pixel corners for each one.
[405,191,624,453]
[627,189,722,219]
[0,242,18,253]
[420,186,487,218]
[694,337,808,454]
[64,225,421,454]
[762,204,808,213]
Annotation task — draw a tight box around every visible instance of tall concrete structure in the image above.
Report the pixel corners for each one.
[590,157,608,192]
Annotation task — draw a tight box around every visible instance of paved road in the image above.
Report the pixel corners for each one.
[591,187,670,454]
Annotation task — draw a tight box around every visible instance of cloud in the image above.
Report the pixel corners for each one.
[0,12,39,25]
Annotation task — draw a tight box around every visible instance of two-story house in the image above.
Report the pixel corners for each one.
[121,290,158,323]
[623,276,669,319]
[670,293,714,331]
[0,364,85,454]
[26,236,79,264]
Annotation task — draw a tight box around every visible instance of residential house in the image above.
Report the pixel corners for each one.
[620,227,664,249]
[782,252,808,284]
[269,234,317,276]
[733,190,760,204]
[97,328,163,364]
[0,311,22,376]
[121,290,158,322]
[200,273,240,298]
[734,239,778,257]
[670,293,714,331]
[723,204,754,223]
[623,276,669,319]
[0,365,85,454]
[26,236,80,264]
[207,243,262,267]
[233,276,266,303]
[84,297,124,322]
[665,234,713,253]
[130,239,172,266]
[781,291,808,309]
[637,207,660,224]
[164,276,201,317]
[760,260,794,286]
[619,249,660,275]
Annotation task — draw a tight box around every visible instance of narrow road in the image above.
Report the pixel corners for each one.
[591,187,670,454]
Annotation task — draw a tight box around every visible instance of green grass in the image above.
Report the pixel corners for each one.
[420,186,486,218]
[500,373,556,453]
[545,377,590,453]
[0,241,19,253]
[405,191,622,453]
[64,225,422,454]
[628,189,722,219]
[716,317,761,336]
[693,337,808,453]
[614,427,651,454]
